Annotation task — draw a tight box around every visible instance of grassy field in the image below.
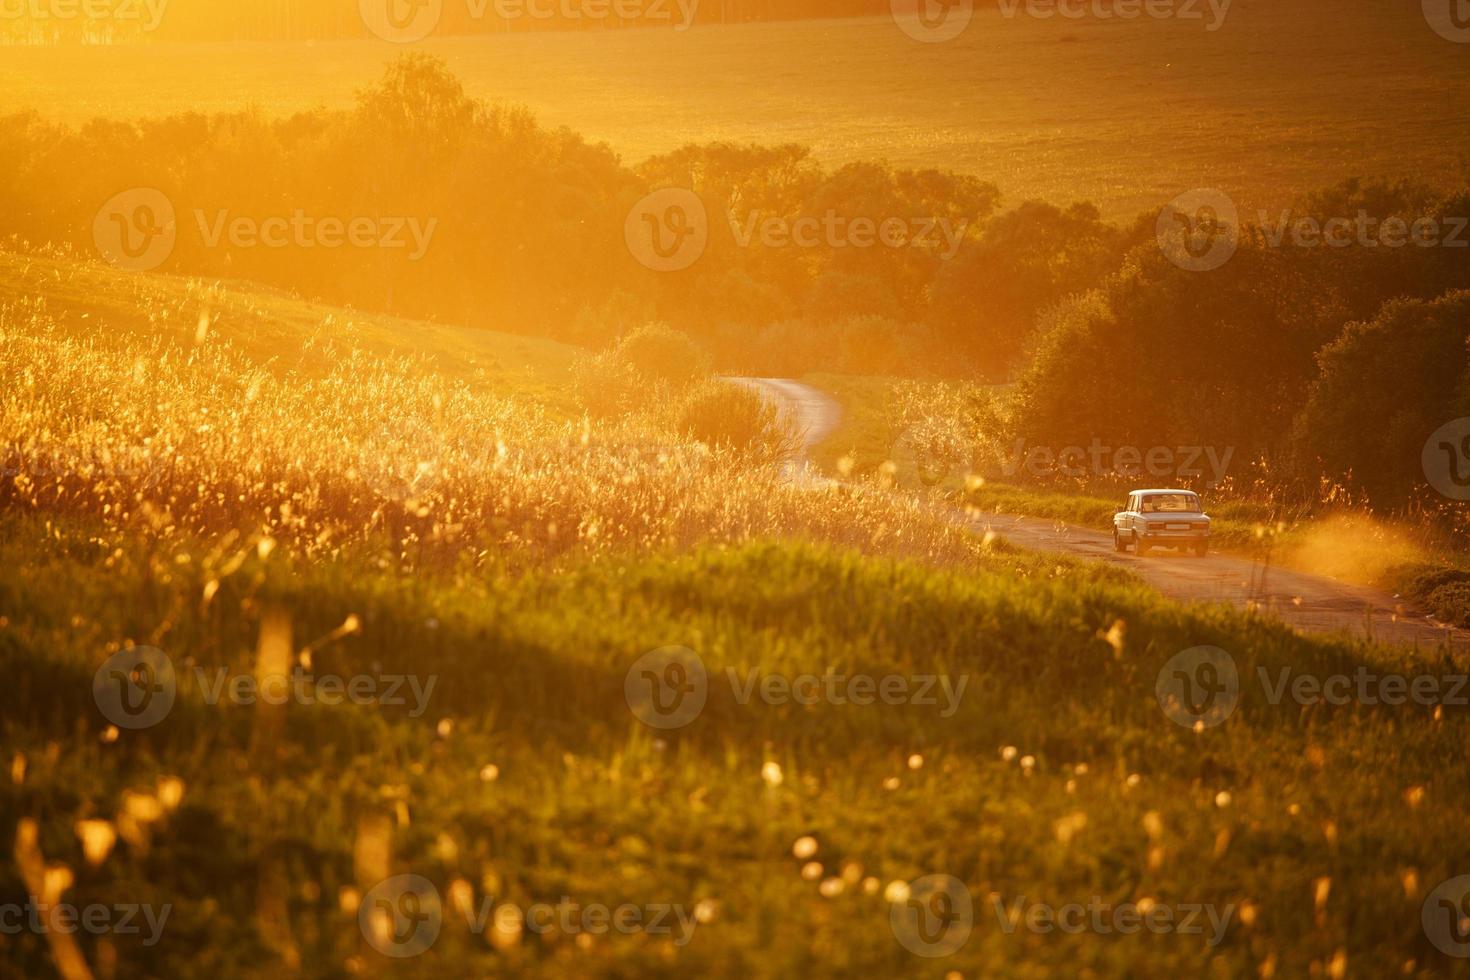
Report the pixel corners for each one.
[0,247,581,404]
[5,252,1470,977]
[9,507,1470,978]
[5,3,1469,222]
[804,373,903,478]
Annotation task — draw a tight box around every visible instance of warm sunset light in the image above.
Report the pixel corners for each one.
[3,1,1470,977]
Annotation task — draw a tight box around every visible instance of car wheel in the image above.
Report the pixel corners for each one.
[1135,533,1150,557]
[1113,529,1127,553]
[1194,542,1209,557]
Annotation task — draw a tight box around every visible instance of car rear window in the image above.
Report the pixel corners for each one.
[1141,494,1199,513]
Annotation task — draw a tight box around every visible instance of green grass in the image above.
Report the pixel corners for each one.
[803,373,902,478]
[6,5,1469,222]
[3,510,1469,976]
[6,252,1470,976]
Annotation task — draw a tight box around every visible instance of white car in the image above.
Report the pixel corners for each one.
[1113,489,1211,557]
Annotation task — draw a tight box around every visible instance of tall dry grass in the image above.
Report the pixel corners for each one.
[0,305,983,570]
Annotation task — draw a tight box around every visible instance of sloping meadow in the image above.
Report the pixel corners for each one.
[0,272,984,571]
[3,514,1468,977]
[3,262,1469,976]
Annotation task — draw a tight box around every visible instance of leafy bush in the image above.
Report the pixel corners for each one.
[1426,581,1470,628]
[614,323,710,388]
[677,380,798,462]
[570,349,644,419]
[1288,290,1470,506]
[1390,563,1470,628]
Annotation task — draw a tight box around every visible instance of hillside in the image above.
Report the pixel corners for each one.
[0,247,580,405]
[3,254,1470,976]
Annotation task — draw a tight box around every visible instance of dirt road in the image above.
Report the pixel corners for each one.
[727,377,842,481]
[733,377,1466,651]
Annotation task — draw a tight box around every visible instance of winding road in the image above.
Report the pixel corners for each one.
[732,377,1467,651]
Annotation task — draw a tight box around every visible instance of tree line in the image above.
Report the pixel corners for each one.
[3,54,1467,508]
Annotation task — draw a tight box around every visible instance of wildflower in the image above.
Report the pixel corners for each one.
[1054,812,1087,845]
[157,777,185,812]
[1142,811,1164,840]
[75,821,116,867]
[123,792,164,823]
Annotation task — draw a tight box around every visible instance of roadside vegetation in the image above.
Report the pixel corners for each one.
[804,366,1470,626]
